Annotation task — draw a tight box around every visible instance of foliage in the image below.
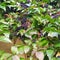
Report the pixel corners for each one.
[0,0,60,60]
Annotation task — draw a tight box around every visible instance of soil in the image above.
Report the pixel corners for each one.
[0,38,26,59]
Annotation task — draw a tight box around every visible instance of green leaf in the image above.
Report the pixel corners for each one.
[24,46,30,53]
[0,5,6,11]
[24,40,32,45]
[0,53,11,60]
[46,49,54,60]
[18,46,24,54]
[42,0,50,3]
[0,50,5,56]
[57,58,60,60]
[11,46,18,54]
[54,43,60,47]
[20,57,25,60]
[19,29,25,36]
[0,36,12,43]
[37,37,48,47]
[51,57,57,60]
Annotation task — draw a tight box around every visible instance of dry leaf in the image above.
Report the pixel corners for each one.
[12,55,20,60]
[35,52,44,60]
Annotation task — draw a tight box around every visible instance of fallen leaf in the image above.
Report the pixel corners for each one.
[35,52,44,60]
[12,55,20,60]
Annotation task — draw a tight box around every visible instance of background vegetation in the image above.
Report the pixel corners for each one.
[0,0,60,60]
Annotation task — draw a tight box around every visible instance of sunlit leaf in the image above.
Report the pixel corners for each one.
[24,46,30,53]
[46,49,54,60]
[0,36,12,43]
[48,32,58,37]
[0,5,6,11]
[11,46,18,54]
